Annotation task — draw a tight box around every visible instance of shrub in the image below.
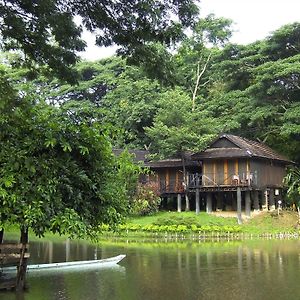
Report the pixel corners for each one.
[130,183,161,216]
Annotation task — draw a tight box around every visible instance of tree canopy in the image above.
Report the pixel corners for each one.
[0,0,199,83]
[1,4,300,238]
[0,66,142,238]
[35,21,300,164]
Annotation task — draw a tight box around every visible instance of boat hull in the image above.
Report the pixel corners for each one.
[2,254,126,272]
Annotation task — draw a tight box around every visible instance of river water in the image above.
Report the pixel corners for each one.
[1,237,300,300]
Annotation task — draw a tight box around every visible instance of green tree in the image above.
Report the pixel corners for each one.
[145,88,218,158]
[198,23,300,162]
[0,0,199,83]
[26,57,165,148]
[0,67,139,238]
[284,168,300,210]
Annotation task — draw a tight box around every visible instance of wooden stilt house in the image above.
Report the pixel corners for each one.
[144,153,201,211]
[189,134,293,220]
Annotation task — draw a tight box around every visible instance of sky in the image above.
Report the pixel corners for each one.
[79,0,300,61]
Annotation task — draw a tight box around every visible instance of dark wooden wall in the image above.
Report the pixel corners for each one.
[147,168,184,194]
[250,160,286,188]
[202,158,287,188]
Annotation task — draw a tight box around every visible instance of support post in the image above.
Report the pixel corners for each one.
[262,189,268,211]
[237,187,242,224]
[196,188,200,215]
[253,191,260,211]
[206,193,212,213]
[185,194,190,212]
[0,228,3,244]
[269,189,275,211]
[177,193,182,212]
[245,191,251,217]
[16,226,28,291]
[216,193,222,211]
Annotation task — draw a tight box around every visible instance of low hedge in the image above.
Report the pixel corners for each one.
[99,223,242,234]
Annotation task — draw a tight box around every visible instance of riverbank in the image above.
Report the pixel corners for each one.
[99,210,300,239]
[3,210,300,242]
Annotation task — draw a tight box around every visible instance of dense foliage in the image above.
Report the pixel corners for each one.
[130,183,161,216]
[284,168,300,207]
[0,0,199,237]
[0,68,143,238]
[0,0,198,83]
[32,22,300,163]
[1,2,300,237]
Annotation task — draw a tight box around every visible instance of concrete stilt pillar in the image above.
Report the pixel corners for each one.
[253,190,260,211]
[237,187,242,224]
[269,189,275,211]
[196,188,200,215]
[185,194,190,211]
[262,189,268,211]
[231,192,237,210]
[177,193,182,212]
[206,192,212,213]
[216,193,222,211]
[245,190,251,217]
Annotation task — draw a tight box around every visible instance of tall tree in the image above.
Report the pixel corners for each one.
[0,67,140,238]
[0,0,199,83]
[145,88,219,158]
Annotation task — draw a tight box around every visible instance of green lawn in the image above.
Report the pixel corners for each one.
[128,211,237,226]
[127,210,300,234]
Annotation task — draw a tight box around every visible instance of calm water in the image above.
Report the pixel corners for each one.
[1,237,300,300]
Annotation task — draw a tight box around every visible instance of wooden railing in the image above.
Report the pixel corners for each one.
[188,172,257,188]
[158,180,185,194]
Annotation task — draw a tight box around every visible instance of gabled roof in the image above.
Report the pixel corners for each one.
[145,151,201,169]
[112,149,150,163]
[192,134,293,164]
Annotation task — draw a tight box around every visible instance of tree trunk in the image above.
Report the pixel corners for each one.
[16,226,29,291]
[0,228,3,244]
[191,53,212,111]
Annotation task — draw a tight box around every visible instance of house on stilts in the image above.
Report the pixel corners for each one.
[142,134,293,220]
[114,134,293,220]
[144,152,201,211]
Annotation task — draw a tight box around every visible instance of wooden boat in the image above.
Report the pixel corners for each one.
[27,254,126,270]
[2,254,126,273]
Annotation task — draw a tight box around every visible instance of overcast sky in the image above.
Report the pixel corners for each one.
[79,0,300,61]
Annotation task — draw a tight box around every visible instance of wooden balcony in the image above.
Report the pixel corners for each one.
[188,172,257,191]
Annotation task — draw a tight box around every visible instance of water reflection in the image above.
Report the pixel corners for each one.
[1,238,300,300]
[109,239,300,300]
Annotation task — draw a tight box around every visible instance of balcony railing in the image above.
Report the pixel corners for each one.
[188,172,257,188]
[159,180,185,194]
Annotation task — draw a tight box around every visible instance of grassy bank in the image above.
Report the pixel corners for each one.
[3,210,300,242]
[99,210,300,239]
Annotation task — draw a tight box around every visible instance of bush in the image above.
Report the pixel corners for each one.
[154,215,201,227]
[100,222,242,235]
[130,183,161,216]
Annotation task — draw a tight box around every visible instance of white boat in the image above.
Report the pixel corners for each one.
[2,254,126,273]
[28,254,126,270]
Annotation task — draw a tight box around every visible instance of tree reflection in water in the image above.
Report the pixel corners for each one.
[1,237,300,300]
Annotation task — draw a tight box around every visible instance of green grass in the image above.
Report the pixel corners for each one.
[128,211,237,226]
[241,210,299,234]
[2,225,88,243]
[3,211,299,243]
[126,210,300,235]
